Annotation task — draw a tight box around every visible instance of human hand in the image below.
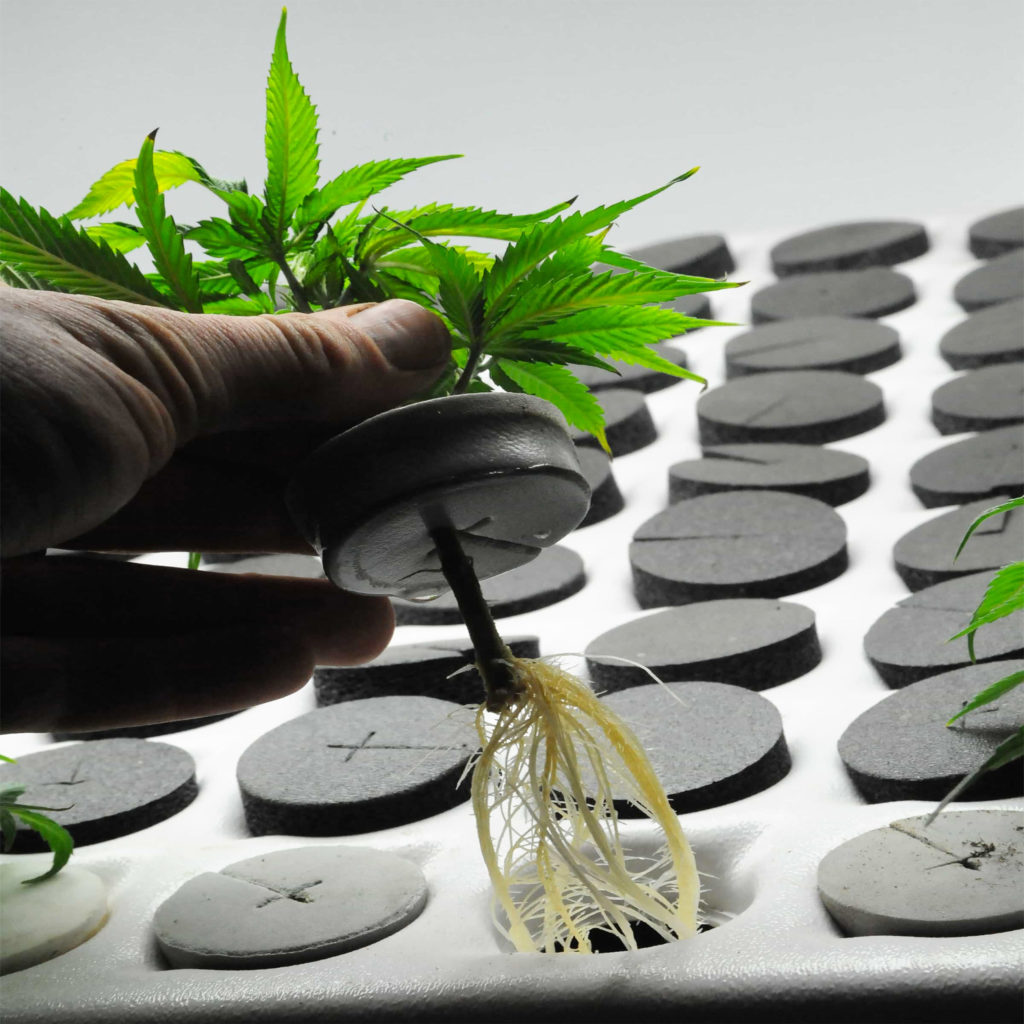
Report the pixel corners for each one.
[1,290,450,733]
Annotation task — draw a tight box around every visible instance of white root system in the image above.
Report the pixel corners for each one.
[469,655,700,953]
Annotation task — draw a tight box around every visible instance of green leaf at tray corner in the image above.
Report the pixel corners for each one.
[65,149,204,220]
[492,359,609,454]
[954,495,1024,561]
[925,725,1024,826]
[133,131,203,313]
[7,807,74,884]
[264,7,320,247]
[1,188,173,306]
[946,668,1024,726]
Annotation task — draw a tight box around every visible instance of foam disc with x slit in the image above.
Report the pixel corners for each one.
[153,845,428,969]
[818,810,1024,938]
[627,233,736,278]
[575,448,625,527]
[930,364,1024,435]
[570,388,658,455]
[837,659,1024,803]
[750,267,916,324]
[0,740,197,850]
[893,495,1024,591]
[769,220,929,277]
[313,636,540,706]
[909,426,1024,508]
[585,598,821,693]
[630,490,847,607]
[954,250,1024,311]
[696,370,885,446]
[939,299,1024,369]
[724,316,901,377]
[969,206,1024,258]
[237,696,476,835]
[593,682,790,815]
[669,443,869,506]
[573,342,690,394]
[393,544,585,625]
[864,571,1024,688]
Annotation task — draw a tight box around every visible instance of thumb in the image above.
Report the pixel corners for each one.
[146,298,452,438]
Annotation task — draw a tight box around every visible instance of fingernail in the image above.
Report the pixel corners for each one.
[349,300,450,371]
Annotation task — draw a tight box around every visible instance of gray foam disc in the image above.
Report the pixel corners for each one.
[968,206,1024,258]
[893,495,1024,591]
[595,681,790,815]
[769,220,929,277]
[575,447,625,527]
[570,388,658,456]
[627,233,736,279]
[669,443,869,507]
[863,571,1024,687]
[393,544,585,625]
[574,342,690,394]
[939,298,1024,369]
[837,659,1024,802]
[909,425,1024,507]
[954,249,1024,312]
[750,267,916,324]
[696,370,885,446]
[630,490,847,607]
[237,696,476,835]
[313,635,540,706]
[153,845,428,969]
[724,316,901,377]
[818,810,1024,937]
[585,598,820,692]
[930,364,1024,435]
[0,740,197,850]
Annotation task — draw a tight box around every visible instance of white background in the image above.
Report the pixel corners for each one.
[1,0,1022,247]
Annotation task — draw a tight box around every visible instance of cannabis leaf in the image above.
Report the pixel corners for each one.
[928,494,1024,824]
[133,131,204,313]
[264,7,319,248]
[0,188,172,306]
[0,768,74,885]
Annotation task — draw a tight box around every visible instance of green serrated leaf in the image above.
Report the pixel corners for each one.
[9,807,74,884]
[133,132,203,313]
[66,150,203,220]
[947,669,1024,726]
[186,217,269,260]
[296,155,462,227]
[84,222,147,254]
[1,809,17,852]
[492,360,609,453]
[955,496,1024,560]
[264,8,319,246]
[485,338,617,371]
[202,295,274,315]
[483,171,698,318]
[362,197,577,259]
[1,188,172,306]
[948,561,1024,659]
[490,268,733,342]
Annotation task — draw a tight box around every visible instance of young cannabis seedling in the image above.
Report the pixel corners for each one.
[0,756,75,884]
[0,7,738,948]
[926,495,1024,824]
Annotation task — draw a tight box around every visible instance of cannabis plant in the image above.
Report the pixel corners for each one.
[0,9,736,450]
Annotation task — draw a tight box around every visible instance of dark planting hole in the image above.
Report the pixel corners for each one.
[542,919,714,953]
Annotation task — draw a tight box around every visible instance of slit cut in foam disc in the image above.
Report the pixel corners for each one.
[630,490,847,607]
[585,598,821,693]
[236,697,476,835]
[909,426,1024,508]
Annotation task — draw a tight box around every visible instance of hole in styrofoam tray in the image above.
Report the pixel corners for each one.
[487,821,760,954]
